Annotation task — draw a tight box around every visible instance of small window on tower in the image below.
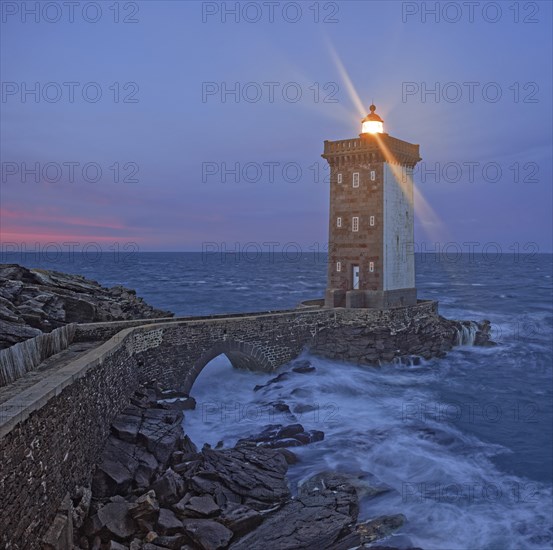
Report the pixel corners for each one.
[336,261,342,272]
[369,261,374,272]
[352,217,359,232]
[369,215,375,226]
[337,173,342,184]
[353,172,360,187]
[370,170,376,181]
[337,217,342,228]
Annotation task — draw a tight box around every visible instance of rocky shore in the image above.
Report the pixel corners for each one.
[0,264,173,349]
[56,374,422,550]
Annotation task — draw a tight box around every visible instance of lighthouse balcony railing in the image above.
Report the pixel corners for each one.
[324,138,362,154]
[323,136,420,160]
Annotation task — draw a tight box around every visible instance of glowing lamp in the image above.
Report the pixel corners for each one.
[361,104,384,134]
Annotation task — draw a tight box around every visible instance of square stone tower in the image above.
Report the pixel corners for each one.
[322,105,422,308]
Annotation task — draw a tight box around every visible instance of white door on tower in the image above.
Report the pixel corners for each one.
[352,265,360,290]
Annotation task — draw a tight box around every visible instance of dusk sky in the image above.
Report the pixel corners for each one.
[1,0,552,253]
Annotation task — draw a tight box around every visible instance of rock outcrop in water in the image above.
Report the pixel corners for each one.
[0,264,173,349]
[311,314,494,365]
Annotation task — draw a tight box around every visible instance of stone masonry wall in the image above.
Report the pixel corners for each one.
[0,337,140,549]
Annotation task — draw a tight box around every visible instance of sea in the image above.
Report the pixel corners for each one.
[3,251,552,550]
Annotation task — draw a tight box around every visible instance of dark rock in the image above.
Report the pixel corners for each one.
[63,296,95,323]
[121,404,143,417]
[111,414,143,443]
[290,388,310,398]
[134,447,160,489]
[156,508,182,536]
[276,424,303,439]
[172,493,193,515]
[72,486,92,529]
[130,490,159,524]
[151,534,190,549]
[151,469,185,505]
[356,514,406,543]
[144,531,160,543]
[298,471,359,519]
[287,430,321,445]
[181,446,289,512]
[253,372,291,391]
[181,435,198,454]
[171,451,186,465]
[276,448,298,464]
[157,388,187,399]
[183,495,220,518]
[92,438,136,497]
[291,361,315,373]
[230,471,359,549]
[266,438,303,448]
[173,457,201,474]
[92,436,159,497]
[137,387,157,401]
[181,519,233,550]
[292,403,319,417]
[138,409,184,466]
[217,503,262,537]
[157,396,197,411]
[475,319,497,346]
[237,423,324,449]
[351,473,392,501]
[269,401,292,414]
[327,530,361,549]
[0,318,42,348]
[85,502,136,541]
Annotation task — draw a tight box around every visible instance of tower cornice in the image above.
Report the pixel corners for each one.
[322,133,421,167]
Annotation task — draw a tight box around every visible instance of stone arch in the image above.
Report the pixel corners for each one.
[181,340,273,394]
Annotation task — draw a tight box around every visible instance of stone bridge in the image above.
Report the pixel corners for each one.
[73,306,330,394]
[0,301,480,548]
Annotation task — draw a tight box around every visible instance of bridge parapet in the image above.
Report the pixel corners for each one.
[0,324,77,388]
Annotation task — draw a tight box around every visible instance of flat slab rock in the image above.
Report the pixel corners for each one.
[181,518,233,550]
[93,404,185,498]
[179,446,290,511]
[237,423,324,449]
[84,501,137,541]
[92,435,160,498]
[230,471,359,549]
[356,513,407,543]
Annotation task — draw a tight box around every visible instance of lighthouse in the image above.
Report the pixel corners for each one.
[322,105,422,308]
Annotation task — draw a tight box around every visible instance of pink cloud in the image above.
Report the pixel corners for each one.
[0,206,151,245]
